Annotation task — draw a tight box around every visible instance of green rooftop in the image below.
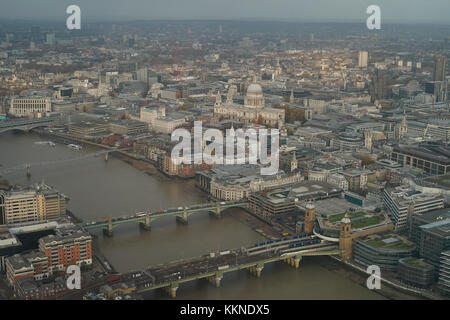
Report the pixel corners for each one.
[327,211,366,223]
[351,216,385,229]
[364,234,415,251]
[401,258,432,269]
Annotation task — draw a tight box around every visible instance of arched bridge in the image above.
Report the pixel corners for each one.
[82,200,248,236]
[0,117,53,134]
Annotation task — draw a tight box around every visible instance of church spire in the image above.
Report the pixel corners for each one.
[214,91,222,107]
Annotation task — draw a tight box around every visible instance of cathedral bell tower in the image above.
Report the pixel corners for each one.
[304,201,316,234]
[339,213,352,260]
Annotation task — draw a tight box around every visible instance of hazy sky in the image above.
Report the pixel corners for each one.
[0,0,449,24]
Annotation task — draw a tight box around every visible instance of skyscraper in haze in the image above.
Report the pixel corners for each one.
[358,51,368,68]
[46,33,55,46]
[433,54,447,81]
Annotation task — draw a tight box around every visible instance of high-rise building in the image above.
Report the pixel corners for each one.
[358,51,368,68]
[425,80,447,103]
[433,54,447,82]
[45,33,55,46]
[370,69,391,100]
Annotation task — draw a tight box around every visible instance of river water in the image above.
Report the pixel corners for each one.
[0,131,384,299]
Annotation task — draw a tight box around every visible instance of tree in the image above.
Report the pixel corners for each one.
[361,157,374,166]
[257,115,264,125]
[286,127,294,136]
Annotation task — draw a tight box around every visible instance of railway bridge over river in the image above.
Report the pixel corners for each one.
[114,234,340,298]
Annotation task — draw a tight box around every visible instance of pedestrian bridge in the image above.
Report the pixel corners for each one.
[0,117,53,134]
[82,200,248,236]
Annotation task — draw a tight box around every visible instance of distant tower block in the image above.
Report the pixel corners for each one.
[339,213,353,260]
[364,130,373,152]
[304,201,316,234]
[358,51,369,68]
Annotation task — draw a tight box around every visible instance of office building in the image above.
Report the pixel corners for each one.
[45,33,55,46]
[390,144,450,175]
[418,219,450,271]
[433,54,447,82]
[398,258,435,288]
[9,97,51,117]
[358,51,368,68]
[353,232,415,271]
[0,184,68,225]
[383,185,444,231]
[439,250,450,296]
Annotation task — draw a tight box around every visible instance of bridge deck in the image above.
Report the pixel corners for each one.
[82,200,247,230]
[119,239,340,294]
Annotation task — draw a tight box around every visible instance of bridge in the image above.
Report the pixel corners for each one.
[82,200,248,236]
[0,117,53,134]
[0,148,122,176]
[107,234,340,298]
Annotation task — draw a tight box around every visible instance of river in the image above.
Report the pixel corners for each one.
[0,131,385,299]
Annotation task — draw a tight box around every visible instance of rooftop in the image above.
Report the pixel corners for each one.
[359,232,415,251]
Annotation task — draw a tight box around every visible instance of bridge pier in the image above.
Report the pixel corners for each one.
[209,207,222,219]
[294,256,302,269]
[256,263,264,278]
[285,256,302,269]
[207,271,223,288]
[169,283,178,298]
[139,214,151,231]
[176,210,188,225]
[103,221,113,237]
[249,263,264,278]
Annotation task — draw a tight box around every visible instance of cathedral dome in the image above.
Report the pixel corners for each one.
[247,83,263,95]
[245,83,264,109]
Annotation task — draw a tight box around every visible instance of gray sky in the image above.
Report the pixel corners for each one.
[0,0,449,24]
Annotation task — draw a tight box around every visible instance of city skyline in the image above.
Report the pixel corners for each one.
[1,0,450,25]
[0,1,449,303]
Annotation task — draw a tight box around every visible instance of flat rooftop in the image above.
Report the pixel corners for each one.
[360,232,415,251]
[400,258,434,270]
[313,197,365,217]
[420,219,450,238]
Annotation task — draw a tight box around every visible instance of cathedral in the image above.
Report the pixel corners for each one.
[214,82,285,127]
